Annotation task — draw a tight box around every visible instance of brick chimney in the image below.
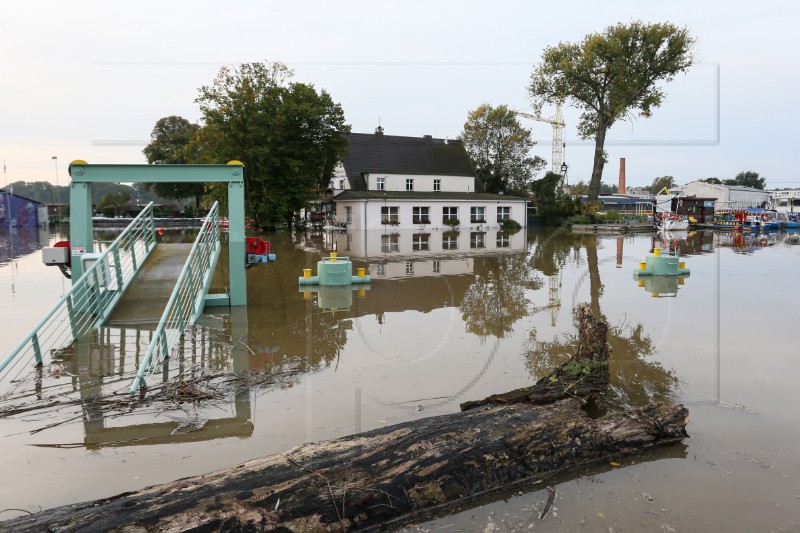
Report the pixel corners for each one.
[618,158,626,194]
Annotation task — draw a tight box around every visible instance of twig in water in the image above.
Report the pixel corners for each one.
[539,486,556,520]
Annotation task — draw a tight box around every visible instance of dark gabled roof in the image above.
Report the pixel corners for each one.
[333,190,526,202]
[342,133,475,190]
[0,189,41,205]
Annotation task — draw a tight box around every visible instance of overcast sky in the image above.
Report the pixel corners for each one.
[1,0,797,189]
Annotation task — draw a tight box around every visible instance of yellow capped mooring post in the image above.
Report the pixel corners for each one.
[653,248,661,257]
[357,267,365,278]
[330,252,337,262]
[303,268,311,279]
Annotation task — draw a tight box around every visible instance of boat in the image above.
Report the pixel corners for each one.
[655,211,689,231]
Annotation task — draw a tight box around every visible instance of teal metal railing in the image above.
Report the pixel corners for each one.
[0,202,157,383]
[130,202,221,394]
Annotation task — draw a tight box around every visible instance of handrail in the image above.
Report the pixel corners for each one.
[130,202,221,394]
[1,202,156,383]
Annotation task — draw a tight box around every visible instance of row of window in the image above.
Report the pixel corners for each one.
[376,178,442,192]
[380,206,511,224]
[380,232,512,252]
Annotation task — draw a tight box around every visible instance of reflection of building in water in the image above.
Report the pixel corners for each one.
[652,230,715,256]
[0,226,49,264]
[314,229,526,280]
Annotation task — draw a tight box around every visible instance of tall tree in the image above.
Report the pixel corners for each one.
[196,61,350,228]
[649,175,677,194]
[724,170,765,190]
[699,177,722,185]
[460,103,545,195]
[143,115,205,209]
[529,22,695,202]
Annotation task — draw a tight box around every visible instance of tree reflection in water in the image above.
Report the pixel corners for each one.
[524,229,680,412]
[459,251,543,339]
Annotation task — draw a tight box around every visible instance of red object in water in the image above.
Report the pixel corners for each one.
[245,237,270,256]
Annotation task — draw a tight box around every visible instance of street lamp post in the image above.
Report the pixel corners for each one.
[51,156,59,221]
[560,161,568,190]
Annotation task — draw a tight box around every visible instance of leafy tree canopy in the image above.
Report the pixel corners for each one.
[699,177,722,184]
[196,61,350,228]
[723,170,765,190]
[529,21,695,202]
[460,103,545,195]
[649,175,677,194]
[142,115,206,209]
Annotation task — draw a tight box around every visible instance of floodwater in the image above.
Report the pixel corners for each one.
[1,224,799,531]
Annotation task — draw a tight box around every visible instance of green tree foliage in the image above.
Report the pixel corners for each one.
[723,170,765,189]
[699,177,722,184]
[196,61,350,228]
[529,21,695,202]
[531,171,578,224]
[97,191,130,217]
[460,103,545,194]
[649,175,677,194]
[142,115,206,209]
[598,182,617,195]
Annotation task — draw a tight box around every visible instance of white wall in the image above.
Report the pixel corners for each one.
[365,173,475,193]
[335,198,526,230]
[325,228,526,260]
[680,182,769,209]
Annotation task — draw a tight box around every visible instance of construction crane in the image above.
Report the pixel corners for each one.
[513,104,565,177]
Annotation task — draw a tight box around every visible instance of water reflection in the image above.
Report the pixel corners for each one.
[525,230,681,410]
[0,226,50,265]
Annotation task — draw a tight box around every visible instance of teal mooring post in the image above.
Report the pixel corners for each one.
[67,161,249,307]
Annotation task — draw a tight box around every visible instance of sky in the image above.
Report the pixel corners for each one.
[1,0,798,190]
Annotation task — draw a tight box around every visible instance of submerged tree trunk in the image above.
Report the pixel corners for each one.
[2,305,689,533]
[461,303,609,411]
[2,400,687,533]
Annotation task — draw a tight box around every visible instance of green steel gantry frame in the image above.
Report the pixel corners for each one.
[68,161,248,306]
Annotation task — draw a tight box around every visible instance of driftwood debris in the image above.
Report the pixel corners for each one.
[2,305,689,533]
[461,303,610,411]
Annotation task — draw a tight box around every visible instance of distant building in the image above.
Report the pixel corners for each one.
[675,181,769,210]
[770,189,800,213]
[326,131,527,230]
[0,189,42,228]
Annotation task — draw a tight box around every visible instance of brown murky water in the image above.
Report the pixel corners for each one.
[1,225,799,531]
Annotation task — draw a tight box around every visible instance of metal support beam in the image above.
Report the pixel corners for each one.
[67,161,248,307]
[69,181,94,280]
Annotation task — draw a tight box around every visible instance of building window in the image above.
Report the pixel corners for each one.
[434,179,441,192]
[412,233,430,251]
[413,206,430,224]
[470,206,486,223]
[376,263,386,276]
[443,206,458,222]
[497,206,510,221]
[470,232,486,249]
[442,233,459,250]
[496,234,510,248]
[345,206,352,223]
[381,234,399,253]
[338,179,345,189]
[381,206,399,224]
[376,177,385,191]
[433,260,441,273]
[405,262,414,276]
[406,178,414,191]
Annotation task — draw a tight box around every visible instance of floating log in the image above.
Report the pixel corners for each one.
[2,305,689,532]
[461,303,610,411]
[2,400,687,533]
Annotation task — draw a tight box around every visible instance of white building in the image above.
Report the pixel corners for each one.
[769,189,800,213]
[328,131,527,231]
[676,181,769,210]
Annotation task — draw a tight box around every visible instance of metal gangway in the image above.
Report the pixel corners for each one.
[0,201,222,395]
